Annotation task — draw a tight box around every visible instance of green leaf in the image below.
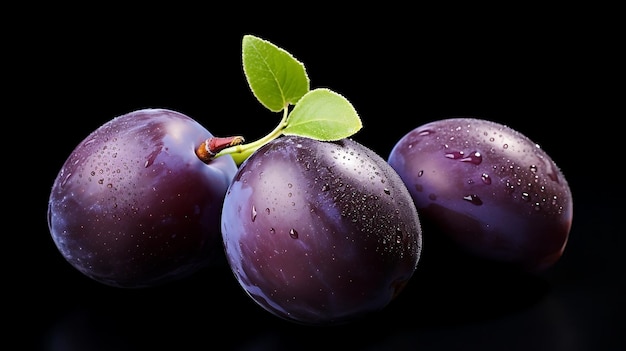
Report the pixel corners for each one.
[283,88,362,141]
[242,35,310,112]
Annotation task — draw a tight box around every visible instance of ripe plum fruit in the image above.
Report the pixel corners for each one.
[221,135,423,325]
[388,117,573,271]
[47,108,238,288]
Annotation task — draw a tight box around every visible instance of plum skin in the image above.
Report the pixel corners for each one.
[388,117,573,271]
[47,108,237,288]
[221,135,422,325]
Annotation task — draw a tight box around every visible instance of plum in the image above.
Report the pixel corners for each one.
[388,117,573,271]
[47,108,238,288]
[221,135,422,325]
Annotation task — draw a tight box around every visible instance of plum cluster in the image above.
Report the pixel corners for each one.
[48,109,573,325]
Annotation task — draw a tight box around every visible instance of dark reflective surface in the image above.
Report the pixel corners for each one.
[16,13,623,351]
[28,201,622,350]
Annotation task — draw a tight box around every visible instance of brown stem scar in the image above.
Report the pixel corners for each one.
[196,136,245,164]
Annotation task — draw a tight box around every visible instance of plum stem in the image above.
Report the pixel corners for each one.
[210,108,290,166]
[196,136,246,164]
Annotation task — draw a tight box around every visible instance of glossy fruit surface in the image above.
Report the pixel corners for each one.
[221,135,422,325]
[47,108,237,288]
[388,117,573,271]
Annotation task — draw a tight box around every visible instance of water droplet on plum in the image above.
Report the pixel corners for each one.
[445,150,464,159]
[463,194,483,205]
[395,228,403,243]
[418,130,433,136]
[289,228,299,239]
[481,173,491,184]
[460,151,482,165]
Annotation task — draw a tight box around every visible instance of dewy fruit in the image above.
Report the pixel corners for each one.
[388,117,573,271]
[46,33,576,329]
[221,135,423,325]
[47,108,238,288]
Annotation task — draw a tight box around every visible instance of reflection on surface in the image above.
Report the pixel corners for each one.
[34,203,621,350]
[35,260,557,350]
[42,308,131,351]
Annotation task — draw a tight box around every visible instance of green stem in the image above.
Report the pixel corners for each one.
[214,108,290,166]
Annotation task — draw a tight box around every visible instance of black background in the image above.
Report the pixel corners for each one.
[12,5,623,351]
